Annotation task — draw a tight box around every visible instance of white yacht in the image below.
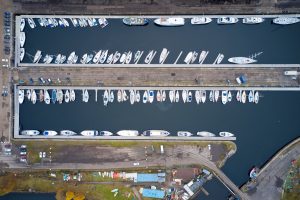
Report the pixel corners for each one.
[241,90,247,103]
[98,131,113,136]
[227,91,232,102]
[182,90,187,103]
[195,90,200,104]
[191,17,212,25]
[217,17,238,24]
[216,53,224,64]
[159,48,168,64]
[67,51,76,64]
[20,32,26,47]
[117,90,122,102]
[70,90,76,102]
[148,90,154,103]
[201,90,206,103]
[130,90,135,105]
[106,53,114,64]
[44,90,50,104]
[39,89,44,102]
[125,51,132,64]
[81,130,98,136]
[60,130,77,136]
[20,48,25,62]
[184,51,193,64]
[273,17,300,25]
[31,89,37,104]
[254,91,259,104]
[162,90,166,102]
[71,18,79,27]
[145,50,154,64]
[117,130,139,136]
[143,130,170,137]
[55,54,63,64]
[221,90,228,105]
[80,54,88,64]
[191,51,198,64]
[120,52,127,63]
[177,131,193,137]
[56,89,63,104]
[21,130,39,136]
[228,57,257,64]
[242,17,264,24]
[187,91,192,103]
[99,50,108,64]
[197,131,216,137]
[19,90,24,104]
[43,130,58,136]
[134,50,142,63]
[123,90,128,101]
[113,52,121,64]
[33,50,42,63]
[64,90,70,103]
[156,90,161,102]
[175,90,180,102]
[209,90,214,102]
[214,90,219,102]
[198,50,207,64]
[135,90,141,103]
[169,90,174,103]
[82,89,89,103]
[236,90,241,102]
[143,90,148,103]
[20,18,25,31]
[98,18,108,28]
[248,90,254,103]
[154,17,185,26]
[219,131,234,137]
[93,50,102,63]
[27,18,36,28]
[103,90,109,106]
[109,90,114,103]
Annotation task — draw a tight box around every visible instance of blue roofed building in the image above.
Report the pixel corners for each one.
[136,173,166,183]
[142,188,165,199]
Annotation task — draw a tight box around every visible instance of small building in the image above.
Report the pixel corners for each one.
[142,188,165,199]
[136,173,166,183]
[172,168,200,185]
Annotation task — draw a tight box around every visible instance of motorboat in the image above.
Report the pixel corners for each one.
[228,57,257,64]
[184,51,193,64]
[154,17,185,26]
[197,131,216,137]
[130,90,135,105]
[112,52,121,64]
[221,90,228,105]
[175,90,179,103]
[227,91,232,102]
[217,17,238,24]
[51,89,56,104]
[169,90,174,103]
[33,50,42,63]
[143,130,170,137]
[123,17,149,26]
[98,131,113,136]
[116,130,139,136]
[20,48,25,62]
[273,17,300,25]
[43,130,58,136]
[61,18,69,27]
[71,18,79,27]
[201,90,206,103]
[198,50,207,64]
[20,32,26,47]
[80,54,88,64]
[195,90,200,104]
[64,90,70,103]
[106,53,114,64]
[144,50,154,64]
[93,50,102,63]
[209,90,213,102]
[103,90,109,106]
[19,89,24,104]
[98,18,108,28]
[242,17,264,24]
[236,90,241,102]
[67,51,76,64]
[109,90,114,103]
[81,130,98,136]
[57,89,63,104]
[117,90,122,102]
[125,51,132,64]
[86,54,93,63]
[21,130,40,136]
[55,54,63,64]
[60,55,66,64]
[214,90,219,102]
[118,53,124,64]
[190,51,198,64]
[219,131,234,137]
[161,90,166,102]
[122,90,128,101]
[191,17,212,25]
[60,130,77,136]
[43,54,54,64]
[187,91,192,102]
[27,18,36,28]
[44,90,50,104]
[248,90,254,103]
[177,131,193,137]
[159,48,168,64]
[241,90,247,103]
[143,90,148,103]
[31,89,37,104]
[148,90,154,103]
[26,90,30,101]
[182,90,187,103]
[20,18,25,31]
[39,89,44,102]
[99,50,108,64]
[254,91,259,104]
[134,51,141,63]
[156,90,161,102]
[216,54,224,64]
[82,89,89,103]
[135,90,140,103]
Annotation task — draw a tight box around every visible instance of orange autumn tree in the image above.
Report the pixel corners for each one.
[74,193,85,200]
[65,191,75,200]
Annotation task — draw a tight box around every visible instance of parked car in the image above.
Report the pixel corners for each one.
[39,77,46,84]
[4,144,12,155]
[20,145,27,155]
[20,155,27,162]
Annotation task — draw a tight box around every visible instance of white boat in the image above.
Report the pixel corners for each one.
[130,90,135,105]
[109,90,114,103]
[20,48,25,62]
[209,90,213,102]
[201,90,206,103]
[228,57,257,64]
[195,90,200,104]
[143,90,148,103]
[71,18,79,27]
[27,18,36,28]
[227,91,232,102]
[145,50,154,64]
[93,50,102,63]
[242,17,264,24]
[125,51,132,64]
[156,90,161,102]
[43,130,58,136]
[20,32,26,47]
[64,90,70,103]
[148,90,154,103]
[135,90,140,103]
[216,54,224,64]
[103,90,109,106]
[254,91,259,104]
[198,50,207,64]
[273,17,300,25]
[159,48,168,64]
[122,90,128,101]
[191,51,198,63]
[97,131,113,136]
[175,90,180,102]
[55,54,63,64]
[177,131,193,137]
[143,130,170,137]
[99,50,108,64]
[236,90,241,102]
[169,90,174,103]
[214,90,219,102]
[70,90,76,102]
[21,130,39,136]
[33,50,42,63]
[20,18,25,31]
[219,131,234,137]
[154,17,185,26]
[113,52,121,64]
[162,90,166,102]
[197,131,216,137]
[187,91,192,102]
[184,52,193,64]
[60,130,77,136]
[80,54,88,64]
[134,51,141,63]
[43,55,54,64]
[81,130,98,136]
[120,53,127,63]
[248,90,254,103]
[241,90,247,103]
[67,51,76,64]
[106,53,114,64]
[82,89,89,103]
[62,18,69,27]
[222,90,228,105]
[98,18,108,28]
[117,90,122,102]
[39,89,44,102]
[31,90,37,104]
[44,90,50,104]
[56,89,63,104]
[217,17,238,24]
[117,130,139,136]
[191,17,212,25]
[19,90,24,104]
[182,90,187,103]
